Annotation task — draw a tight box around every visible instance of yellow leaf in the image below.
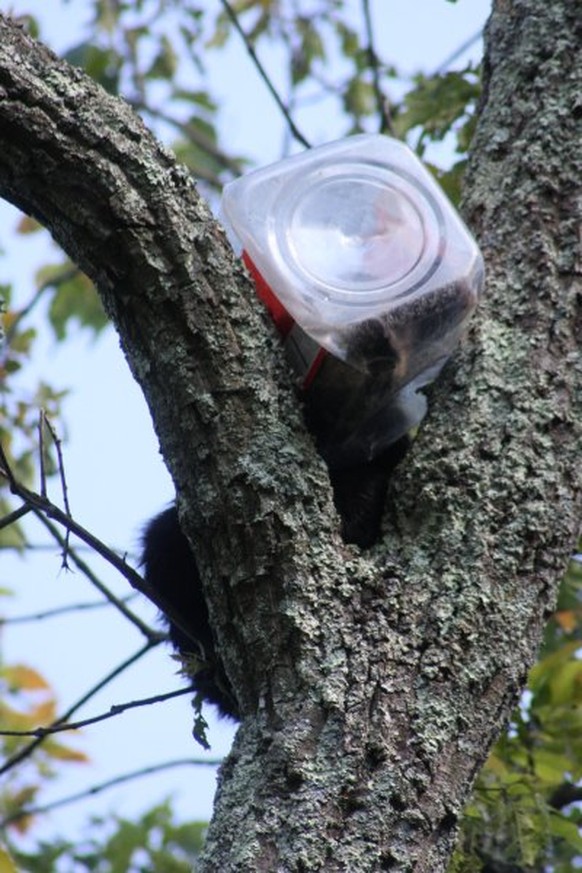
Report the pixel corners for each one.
[43,737,89,764]
[2,665,51,691]
[554,610,578,633]
[16,214,42,235]
[10,786,37,809]
[28,699,58,725]
[0,845,19,873]
[2,786,38,836]
[0,697,57,731]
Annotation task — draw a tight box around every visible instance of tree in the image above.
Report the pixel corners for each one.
[0,1,580,870]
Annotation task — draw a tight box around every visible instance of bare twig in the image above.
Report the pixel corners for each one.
[0,441,18,490]
[31,509,157,639]
[0,503,31,530]
[361,0,392,135]
[41,412,71,517]
[38,414,47,499]
[219,0,311,149]
[0,758,222,827]
[1,443,147,597]
[0,685,194,737]
[0,441,205,657]
[432,28,483,75]
[39,411,72,562]
[0,593,139,625]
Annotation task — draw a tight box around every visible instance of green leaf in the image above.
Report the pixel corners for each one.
[548,659,582,705]
[192,698,210,750]
[334,20,360,58]
[549,810,582,849]
[528,639,581,695]
[63,43,121,94]
[394,69,480,146]
[47,272,108,340]
[343,77,376,118]
[0,283,11,306]
[172,88,217,111]
[5,326,36,356]
[41,737,89,764]
[0,845,19,873]
[292,18,325,84]
[146,35,178,80]
[532,748,575,784]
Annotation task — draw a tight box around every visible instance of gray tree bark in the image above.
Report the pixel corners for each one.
[0,1,579,870]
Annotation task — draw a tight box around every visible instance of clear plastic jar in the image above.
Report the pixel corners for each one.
[222,134,484,466]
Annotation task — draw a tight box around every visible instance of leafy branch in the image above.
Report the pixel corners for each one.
[0,685,194,739]
[0,642,156,777]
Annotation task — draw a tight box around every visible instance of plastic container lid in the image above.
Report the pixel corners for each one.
[222,134,483,357]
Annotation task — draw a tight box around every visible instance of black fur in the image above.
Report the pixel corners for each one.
[142,507,239,719]
[142,438,409,719]
[333,437,409,548]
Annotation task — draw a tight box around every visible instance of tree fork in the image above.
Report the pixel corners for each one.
[0,1,580,869]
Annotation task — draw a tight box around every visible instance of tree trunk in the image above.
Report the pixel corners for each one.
[0,0,579,869]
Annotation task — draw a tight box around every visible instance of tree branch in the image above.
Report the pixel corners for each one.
[361,0,392,134]
[0,685,194,738]
[0,5,580,869]
[218,0,311,149]
[0,641,155,776]
[0,758,222,828]
[0,4,344,735]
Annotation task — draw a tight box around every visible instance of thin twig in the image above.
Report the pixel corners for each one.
[31,510,158,639]
[361,0,392,135]
[0,541,98,551]
[41,412,71,516]
[0,641,156,776]
[432,28,483,75]
[38,414,47,499]
[0,503,31,530]
[0,758,222,827]
[40,411,72,563]
[0,441,203,653]
[0,441,18,490]
[0,446,150,623]
[0,685,194,737]
[1,443,148,600]
[219,0,311,149]
[0,593,139,625]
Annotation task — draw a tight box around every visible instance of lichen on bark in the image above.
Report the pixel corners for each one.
[0,1,580,868]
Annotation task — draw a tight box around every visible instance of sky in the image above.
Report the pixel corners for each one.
[0,0,492,855]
